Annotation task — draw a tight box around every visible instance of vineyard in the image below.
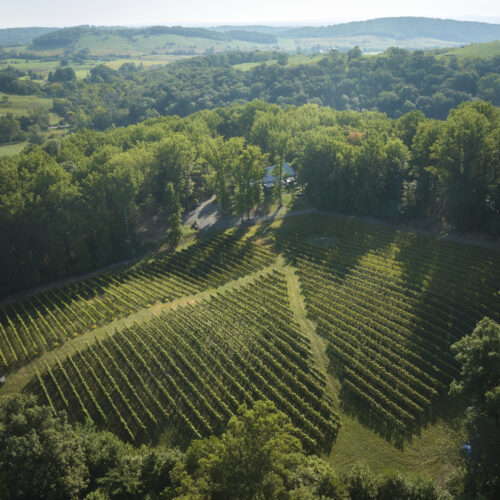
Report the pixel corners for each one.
[28,271,340,451]
[0,232,275,372]
[276,215,500,438]
[1,212,499,466]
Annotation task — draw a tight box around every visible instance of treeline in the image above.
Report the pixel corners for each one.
[0,396,449,500]
[2,101,499,297]
[225,29,278,44]
[0,109,267,296]
[31,47,500,131]
[3,48,500,129]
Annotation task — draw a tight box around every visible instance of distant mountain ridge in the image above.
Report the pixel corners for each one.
[0,27,57,47]
[2,17,500,53]
[280,17,500,42]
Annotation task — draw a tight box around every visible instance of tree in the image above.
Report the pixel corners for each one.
[409,119,442,218]
[166,198,182,248]
[345,464,378,500]
[432,103,496,230]
[48,66,77,83]
[269,130,288,208]
[175,401,305,499]
[0,395,88,499]
[232,145,266,219]
[0,113,22,144]
[448,317,500,498]
[478,74,500,106]
[347,46,363,60]
[277,53,289,66]
[27,124,46,145]
[153,134,196,207]
[207,136,244,213]
[396,110,426,147]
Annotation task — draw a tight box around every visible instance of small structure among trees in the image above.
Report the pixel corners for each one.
[262,162,296,190]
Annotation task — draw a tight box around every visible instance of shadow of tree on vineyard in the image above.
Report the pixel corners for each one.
[273,206,495,447]
[393,231,500,413]
[329,355,468,450]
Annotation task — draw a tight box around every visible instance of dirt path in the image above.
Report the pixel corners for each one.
[0,263,279,395]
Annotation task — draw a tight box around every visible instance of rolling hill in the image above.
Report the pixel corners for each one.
[1,213,499,477]
[0,27,57,47]
[281,17,500,43]
[437,39,500,58]
[7,17,500,56]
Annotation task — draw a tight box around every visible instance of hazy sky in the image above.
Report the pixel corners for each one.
[1,0,499,28]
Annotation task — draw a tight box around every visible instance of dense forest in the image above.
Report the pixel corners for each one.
[1,99,499,296]
[42,49,500,124]
[1,46,500,144]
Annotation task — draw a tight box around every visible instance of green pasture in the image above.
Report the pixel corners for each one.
[0,91,52,115]
[438,40,500,58]
[0,140,28,156]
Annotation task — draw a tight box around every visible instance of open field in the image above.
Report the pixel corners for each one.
[0,57,95,78]
[437,40,500,58]
[0,54,185,80]
[0,91,52,115]
[0,140,28,156]
[1,213,499,479]
[3,31,479,62]
[0,91,62,126]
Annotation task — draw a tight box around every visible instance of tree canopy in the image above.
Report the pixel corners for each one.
[1,100,499,298]
[448,318,500,499]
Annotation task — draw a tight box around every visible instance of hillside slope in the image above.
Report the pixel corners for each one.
[281,17,500,43]
[0,27,57,47]
[17,17,500,55]
[1,214,499,478]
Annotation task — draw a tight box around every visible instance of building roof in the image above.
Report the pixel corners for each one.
[262,162,295,184]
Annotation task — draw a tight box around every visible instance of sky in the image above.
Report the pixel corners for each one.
[1,0,499,28]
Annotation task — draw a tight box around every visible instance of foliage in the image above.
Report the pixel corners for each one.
[166,209,182,247]
[0,395,450,499]
[48,66,77,83]
[32,46,500,128]
[176,401,303,498]
[448,318,500,499]
[0,394,88,499]
[2,100,500,300]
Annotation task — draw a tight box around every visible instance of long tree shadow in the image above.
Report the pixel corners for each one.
[274,207,500,448]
